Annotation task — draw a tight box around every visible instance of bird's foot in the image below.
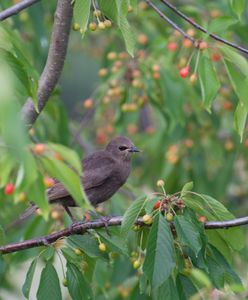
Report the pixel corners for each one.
[100,215,113,237]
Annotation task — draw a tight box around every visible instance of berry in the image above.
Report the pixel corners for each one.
[4,183,15,195]
[72,23,80,31]
[43,176,55,188]
[182,38,193,48]
[98,22,105,30]
[83,98,94,109]
[142,214,153,225]
[199,41,208,50]
[133,259,141,269]
[153,72,160,80]
[198,216,206,223]
[179,67,189,78]
[166,212,174,222]
[189,73,197,84]
[153,200,161,210]
[98,68,108,77]
[156,179,165,187]
[152,64,160,72]
[104,20,112,28]
[33,143,46,155]
[89,22,97,31]
[93,9,101,17]
[244,138,248,149]
[17,192,26,202]
[138,34,149,45]
[211,53,221,62]
[51,210,61,220]
[223,101,233,111]
[167,42,177,52]
[132,225,141,231]
[62,278,68,287]
[54,152,63,160]
[99,243,107,252]
[74,248,83,255]
[107,52,117,60]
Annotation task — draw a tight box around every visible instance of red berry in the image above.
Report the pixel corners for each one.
[153,200,161,210]
[211,53,221,62]
[4,183,15,195]
[167,42,178,52]
[179,67,189,78]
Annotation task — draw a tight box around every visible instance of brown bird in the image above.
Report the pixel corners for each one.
[9,136,139,227]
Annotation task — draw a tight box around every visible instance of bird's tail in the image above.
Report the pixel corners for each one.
[6,204,38,231]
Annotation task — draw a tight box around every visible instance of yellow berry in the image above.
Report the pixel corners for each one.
[99,243,107,252]
[89,22,97,31]
[74,248,82,256]
[98,22,105,30]
[93,9,101,17]
[156,179,165,187]
[72,23,80,31]
[17,192,26,202]
[133,259,141,269]
[62,278,68,286]
[142,214,153,225]
[166,212,174,222]
[104,20,112,28]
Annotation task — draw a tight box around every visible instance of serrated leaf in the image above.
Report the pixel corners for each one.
[230,0,245,19]
[22,258,37,299]
[66,262,93,300]
[37,262,62,300]
[183,194,245,251]
[73,0,91,34]
[220,46,248,77]
[199,54,220,110]
[143,214,176,288]
[121,196,146,239]
[155,276,180,300]
[234,102,247,141]
[223,60,248,109]
[41,157,89,209]
[48,143,82,175]
[174,215,202,255]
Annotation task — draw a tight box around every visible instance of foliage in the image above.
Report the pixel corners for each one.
[0,0,248,299]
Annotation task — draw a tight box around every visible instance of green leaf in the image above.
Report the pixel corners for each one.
[208,16,237,33]
[121,196,146,239]
[41,157,89,209]
[190,268,212,288]
[73,0,91,34]
[143,214,176,288]
[37,262,62,300]
[234,102,247,141]
[174,215,202,255]
[183,194,245,251]
[67,235,108,260]
[66,262,93,300]
[220,46,248,77]
[48,143,82,175]
[0,226,5,246]
[230,0,245,19]
[223,60,248,109]
[28,174,50,220]
[199,54,220,110]
[181,181,193,197]
[22,258,37,299]
[98,0,121,23]
[155,276,180,300]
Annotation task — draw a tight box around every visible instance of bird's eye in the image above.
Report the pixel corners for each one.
[119,146,128,151]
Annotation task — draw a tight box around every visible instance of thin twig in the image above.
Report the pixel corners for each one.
[0,0,40,21]
[21,0,73,125]
[160,0,248,55]
[1,215,248,254]
[144,0,195,43]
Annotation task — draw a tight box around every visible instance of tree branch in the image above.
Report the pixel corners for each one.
[144,0,195,43]
[1,215,248,255]
[0,0,40,21]
[160,0,248,55]
[21,0,73,125]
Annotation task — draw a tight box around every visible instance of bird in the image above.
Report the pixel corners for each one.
[8,136,139,228]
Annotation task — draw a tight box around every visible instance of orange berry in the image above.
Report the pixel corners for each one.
[33,143,46,155]
[198,216,206,223]
[211,53,221,62]
[83,98,94,109]
[182,38,193,48]
[137,34,148,45]
[167,42,178,52]
[89,22,97,31]
[107,52,117,60]
[51,210,61,220]
[4,183,15,195]
[153,72,160,79]
[152,64,160,72]
[104,20,112,28]
[199,41,208,50]
[224,139,234,151]
[44,176,55,188]
[53,152,63,160]
[98,68,108,77]
[223,101,233,111]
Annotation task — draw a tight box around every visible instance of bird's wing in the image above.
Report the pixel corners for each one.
[48,151,116,201]
[82,151,116,190]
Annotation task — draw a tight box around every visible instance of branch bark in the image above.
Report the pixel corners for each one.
[0,0,40,21]
[1,215,248,255]
[21,0,73,125]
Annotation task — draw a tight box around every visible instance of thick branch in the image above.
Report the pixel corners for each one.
[1,215,248,255]
[21,0,73,125]
[0,0,40,21]
[160,0,248,55]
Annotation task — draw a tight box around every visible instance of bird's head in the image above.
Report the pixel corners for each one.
[106,136,140,161]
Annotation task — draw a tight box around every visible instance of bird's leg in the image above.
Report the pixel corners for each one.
[63,205,77,223]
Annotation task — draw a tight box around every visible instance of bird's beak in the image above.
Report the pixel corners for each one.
[128,146,140,153]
